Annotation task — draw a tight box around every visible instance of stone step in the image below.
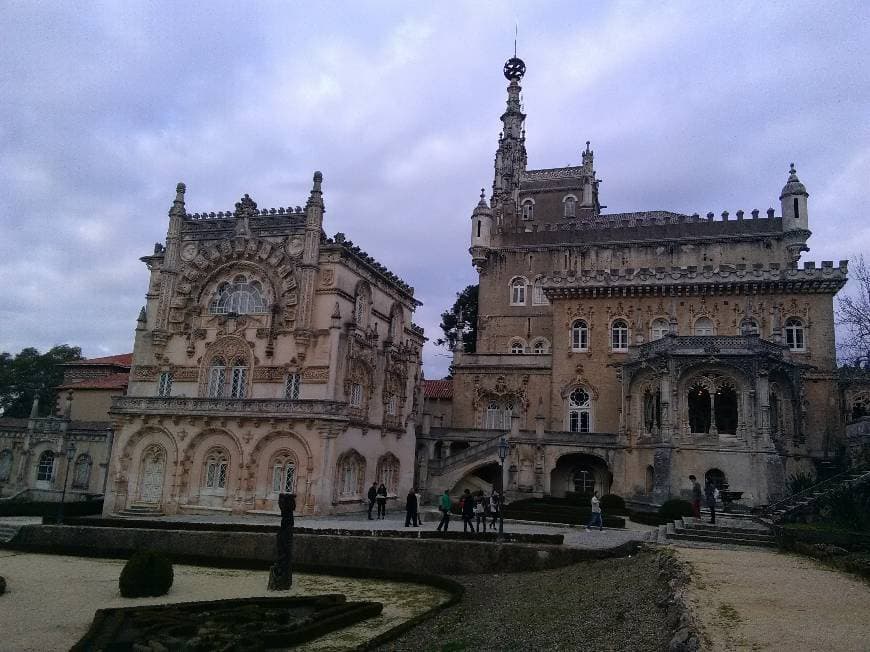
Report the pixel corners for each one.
[670,529,777,548]
[681,522,773,538]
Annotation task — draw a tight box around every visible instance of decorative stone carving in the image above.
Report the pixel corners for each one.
[132,366,159,381]
[253,366,286,382]
[180,242,198,262]
[303,367,329,384]
[285,236,304,258]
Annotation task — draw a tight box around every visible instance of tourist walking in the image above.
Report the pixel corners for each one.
[474,494,487,532]
[690,475,702,519]
[437,489,451,531]
[585,490,603,531]
[367,482,377,520]
[376,483,388,519]
[462,488,476,533]
[404,488,419,527]
[705,479,717,524]
[489,491,500,529]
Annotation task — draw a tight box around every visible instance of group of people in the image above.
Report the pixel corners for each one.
[436,488,503,533]
[366,482,390,520]
[690,474,720,524]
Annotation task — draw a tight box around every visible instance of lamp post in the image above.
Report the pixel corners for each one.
[57,440,76,525]
[497,436,509,541]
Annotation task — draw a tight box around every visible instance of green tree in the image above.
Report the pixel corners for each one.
[0,345,83,417]
[435,285,478,355]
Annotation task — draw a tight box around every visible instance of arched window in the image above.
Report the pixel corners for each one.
[389,305,404,341]
[693,317,714,336]
[785,318,806,351]
[611,319,629,351]
[688,383,711,434]
[354,283,371,328]
[568,388,592,433]
[572,466,596,495]
[72,454,92,489]
[230,358,247,398]
[0,449,13,482]
[271,453,296,494]
[36,450,55,482]
[852,401,867,420]
[650,319,670,341]
[377,454,400,495]
[485,401,513,430]
[203,449,229,493]
[645,465,655,495]
[521,199,534,220]
[510,277,527,306]
[571,320,589,351]
[532,279,549,305]
[209,274,268,315]
[337,451,365,498]
[207,358,226,398]
[510,339,525,354]
[740,318,759,335]
[714,384,738,434]
[532,339,549,354]
[563,195,576,218]
[643,389,661,433]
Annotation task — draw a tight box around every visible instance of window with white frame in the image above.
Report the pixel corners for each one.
[521,199,534,220]
[568,388,592,433]
[740,318,760,335]
[230,359,247,398]
[611,319,629,351]
[485,400,513,430]
[207,358,226,398]
[386,394,398,416]
[693,317,714,336]
[0,449,13,482]
[350,383,363,407]
[72,454,92,489]
[204,450,228,492]
[36,450,55,482]
[271,454,296,494]
[510,277,527,305]
[571,320,589,351]
[209,274,268,315]
[532,339,549,354]
[785,318,806,351]
[563,195,576,218]
[157,371,173,397]
[285,372,301,400]
[532,279,548,305]
[510,339,525,354]
[650,318,670,340]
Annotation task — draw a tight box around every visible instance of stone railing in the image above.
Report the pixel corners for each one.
[454,352,552,369]
[429,434,505,476]
[631,334,785,359]
[110,396,349,420]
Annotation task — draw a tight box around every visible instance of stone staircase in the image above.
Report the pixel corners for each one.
[117,502,164,518]
[428,434,504,477]
[763,465,870,522]
[656,515,776,548]
[0,523,21,544]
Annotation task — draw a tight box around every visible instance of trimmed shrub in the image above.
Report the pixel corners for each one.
[0,575,5,596]
[787,471,816,496]
[599,494,627,514]
[0,499,103,519]
[658,499,695,521]
[119,550,174,598]
[628,511,669,527]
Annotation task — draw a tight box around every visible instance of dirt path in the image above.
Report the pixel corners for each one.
[677,547,870,651]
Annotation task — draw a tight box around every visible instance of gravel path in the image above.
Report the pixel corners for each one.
[378,551,673,652]
[677,547,870,651]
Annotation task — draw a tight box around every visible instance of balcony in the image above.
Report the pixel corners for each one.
[630,334,786,361]
[454,352,552,370]
[110,396,349,421]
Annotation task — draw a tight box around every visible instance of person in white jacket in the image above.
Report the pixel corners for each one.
[585,491,603,531]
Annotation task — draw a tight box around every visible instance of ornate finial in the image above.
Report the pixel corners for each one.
[137,306,146,322]
[788,162,799,180]
[313,171,323,184]
[234,193,258,218]
[170,182,186,217]
[176,182,186,196]
[586,141,591,152]
[503,56,526,81]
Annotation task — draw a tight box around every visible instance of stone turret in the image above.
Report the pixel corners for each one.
[492,56,528,228]
[469,189,493,272]
[780,163,811,263]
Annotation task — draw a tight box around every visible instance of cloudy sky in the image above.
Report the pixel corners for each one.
[1,1,869,378]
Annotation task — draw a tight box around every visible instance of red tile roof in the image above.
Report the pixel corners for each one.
[66,353,133,367]
[57,372,130,391]
[423,379,453,399]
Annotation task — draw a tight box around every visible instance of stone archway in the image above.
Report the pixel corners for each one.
[549,453,610,499]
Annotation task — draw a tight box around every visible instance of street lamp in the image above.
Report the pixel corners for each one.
[497,436,509,541]
[57,440,76,525]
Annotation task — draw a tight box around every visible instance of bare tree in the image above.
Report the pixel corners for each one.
[837,254,870,365]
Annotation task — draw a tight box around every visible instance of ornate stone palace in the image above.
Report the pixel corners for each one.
[416,56,849,507]
[103,173,425,516]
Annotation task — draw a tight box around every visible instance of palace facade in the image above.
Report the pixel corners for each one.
[416,56,848,508]
[103,173,424,516]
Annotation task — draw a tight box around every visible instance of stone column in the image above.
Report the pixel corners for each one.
[757,373,771,446]
[709,392,718,437]
[660,376,672,442]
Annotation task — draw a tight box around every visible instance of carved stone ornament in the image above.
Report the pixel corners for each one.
[472,374,530,411]
[253,366,286,382]
[172,367,199,382]
[560,363,600,400]
[285,235,305,258]
[303,367,330,384]
[320,268,335,287]
[132,365,159,381]
[180,242,198,262]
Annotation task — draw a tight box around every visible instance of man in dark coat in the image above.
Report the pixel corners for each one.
[462,488,475,533]
[705,479,717,524]
[404,488,419,527]
[367,482,377,520]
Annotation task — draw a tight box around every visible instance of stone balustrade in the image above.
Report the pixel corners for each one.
[110,396,349,421]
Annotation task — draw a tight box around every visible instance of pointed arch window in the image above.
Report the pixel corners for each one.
[0,449,13,482]
[36,450,55,482]
[650,319,670,341]
[563,195,577,218]
[568,388,592,433]
[203,449,229,492]
[72,454,92,489]
[208,358,226,398]
[271,454,297,494]
[485,400,514,430]
[611,319,629,351]
[532,279,548,305]
[740,318,760,336]
[693,317,714,336]
[571,320,589,351]
[209,274,267,315]
[785,318,806,351]
[521,199,534,220]
[337,451,365,498]
[510,277,527,306]
[377,454,400,496]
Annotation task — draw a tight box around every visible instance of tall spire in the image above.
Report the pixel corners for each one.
[493,54,528,224]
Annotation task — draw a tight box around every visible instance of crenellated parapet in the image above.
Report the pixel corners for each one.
[322,233,417,299]
[542,260,848,298]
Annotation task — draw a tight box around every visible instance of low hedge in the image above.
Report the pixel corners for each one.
[599,494,627,515]
[628,511,670,527]
[502,501,625,528]
[119,550,174,598]
[658,499,695,521]
[0,499,103,519]
[0,575,5,596]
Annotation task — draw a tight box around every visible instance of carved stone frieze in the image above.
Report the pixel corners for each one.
[132,365,159,381]
[253,366,286,382]
[303,366,329,384]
